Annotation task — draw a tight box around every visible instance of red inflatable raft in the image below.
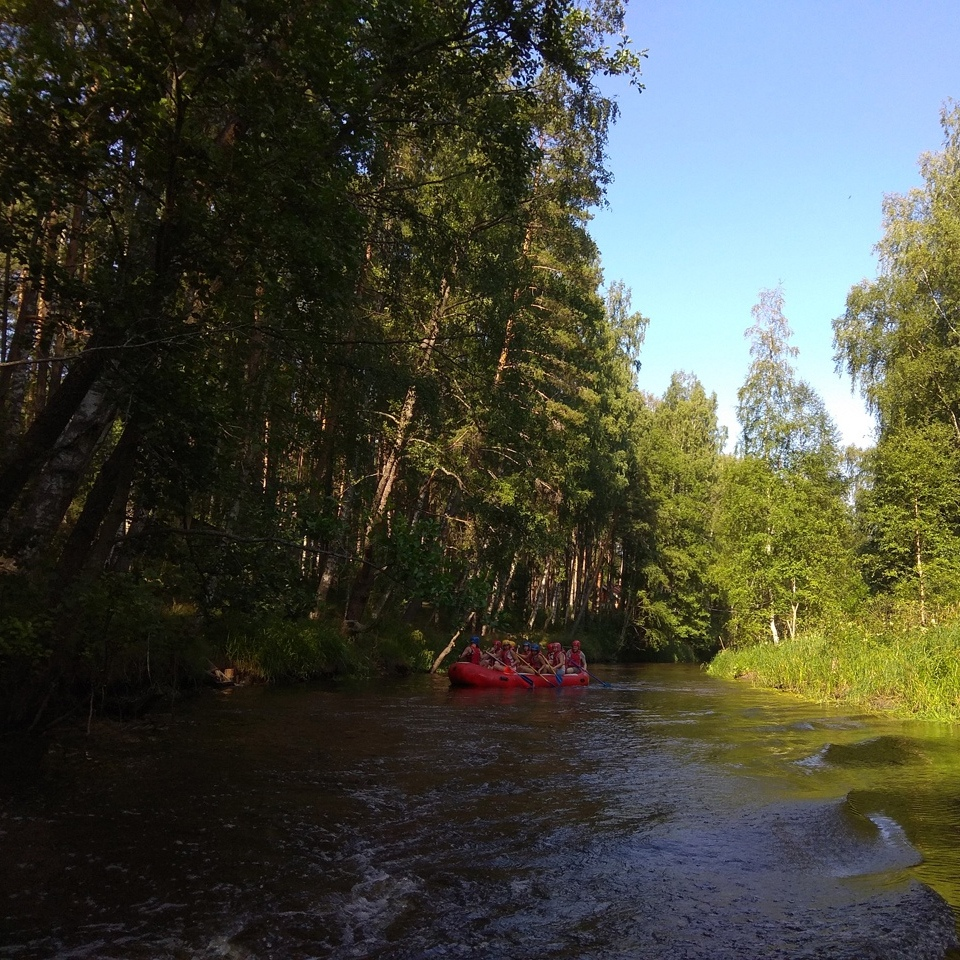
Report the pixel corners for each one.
[448,662,589,689]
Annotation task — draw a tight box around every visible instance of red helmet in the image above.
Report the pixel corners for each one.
[572,640,581,649]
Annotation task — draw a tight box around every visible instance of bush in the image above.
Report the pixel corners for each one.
[367,627,435,674]
[224,617,362,682]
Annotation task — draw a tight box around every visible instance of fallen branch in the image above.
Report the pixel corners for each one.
[431,627,463,674]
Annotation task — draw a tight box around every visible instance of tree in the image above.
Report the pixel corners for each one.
[834,101,960,617]
[737,285,838,471]
[0,0,653,726]
[857,424,960,621]
[334,15,646,628]
[716,287,857,645]
[835,101,960,438]
[633,372,724,657]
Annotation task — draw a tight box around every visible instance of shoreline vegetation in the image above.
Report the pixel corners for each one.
[707,618,960,723]
[4,3,960,736]
[4,576,960,731]
[226,613,960,724]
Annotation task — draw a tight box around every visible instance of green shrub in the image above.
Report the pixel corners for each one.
[368,627,435,674]
[225,618,362,682]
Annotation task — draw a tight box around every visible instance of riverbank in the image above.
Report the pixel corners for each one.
[707,620,960,722]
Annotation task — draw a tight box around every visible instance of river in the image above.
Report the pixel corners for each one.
[3,664,960,959]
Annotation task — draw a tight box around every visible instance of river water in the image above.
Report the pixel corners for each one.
[3,664,960,959]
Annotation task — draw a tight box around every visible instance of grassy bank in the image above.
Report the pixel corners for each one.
[707,621,960,722]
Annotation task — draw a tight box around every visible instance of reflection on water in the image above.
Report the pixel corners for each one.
[2,664,960,958]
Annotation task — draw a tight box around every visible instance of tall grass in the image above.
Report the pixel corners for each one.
[707,621,960,721]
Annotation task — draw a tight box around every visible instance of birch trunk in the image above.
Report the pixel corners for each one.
[7,385,115,562]
[0,335,110,524]
[54,417,139,587]
[915,497,927,627]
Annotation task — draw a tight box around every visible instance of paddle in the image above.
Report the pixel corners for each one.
[490,653,534,687]
[512,669,536,688]
[537,667,563,687]
[544,647,567,687]
[545,661,567,687]
[513,650,557,688]
[585,669,611,688]
[531,657,561,688]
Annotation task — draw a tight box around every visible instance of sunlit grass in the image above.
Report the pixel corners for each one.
[707,621,960,721]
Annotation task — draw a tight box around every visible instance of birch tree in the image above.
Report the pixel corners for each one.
[715,287,857,645]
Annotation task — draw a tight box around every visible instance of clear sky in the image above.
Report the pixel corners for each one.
[588,0,960,449]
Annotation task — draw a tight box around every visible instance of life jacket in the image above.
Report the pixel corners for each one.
[501,648,517,667]
[547,643,564,667]
[567,648,584,668]
[464,644,482,665]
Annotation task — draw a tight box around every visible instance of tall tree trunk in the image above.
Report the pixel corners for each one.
[914,497,927,626]
[54,417,139,588]
[5,385,115,562]
[527,561,550,629]
[0,336,110,524]
[30,296,57,420]
[788,577,798,640]
[485,555,518,618]
[0,274,40,445]
[769,587,780,644]
[565,542,579,624]
[573,553,597,634]
[493,220,535,387]
[0,247,11,365]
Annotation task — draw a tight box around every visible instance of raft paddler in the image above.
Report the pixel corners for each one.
[458,636,483,665]
[480,637,503,668]
[545,641,565,676]
[531,643,559,678]
[515,640,535,673]
[565,639,587,674]
[498,639,518,670]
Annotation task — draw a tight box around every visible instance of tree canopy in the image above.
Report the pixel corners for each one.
[835,102,960,620]
[4,4,960,728]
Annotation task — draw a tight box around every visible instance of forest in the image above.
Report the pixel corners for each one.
[2,0,960,730]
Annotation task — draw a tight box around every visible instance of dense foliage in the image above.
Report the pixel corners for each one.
[714,102,960,715]
[1,0,667,727]
[835,103,960,625]
[709,620,960,722]
[2,0,959,728]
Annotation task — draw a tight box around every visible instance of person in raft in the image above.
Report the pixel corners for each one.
[480,637,503,668]
[565,639,587,674]
[515,639,535,673]
[459,636,483,665]
[528,643,549,673]
[545,641,566,676]
[499,639,518,670]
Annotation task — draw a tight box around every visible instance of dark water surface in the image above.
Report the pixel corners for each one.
[3,664,960,959]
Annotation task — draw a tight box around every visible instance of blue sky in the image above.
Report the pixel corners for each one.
[588,0,960,449]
